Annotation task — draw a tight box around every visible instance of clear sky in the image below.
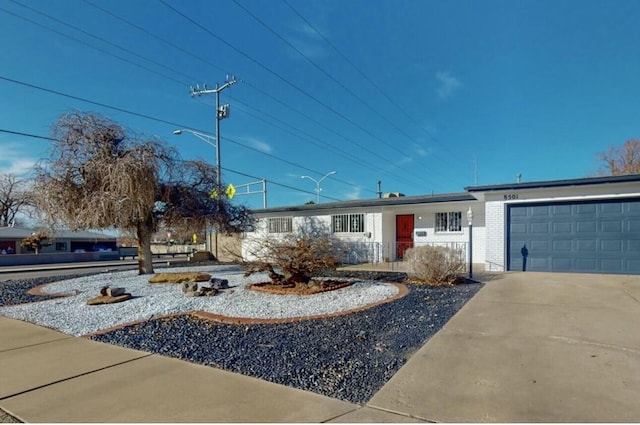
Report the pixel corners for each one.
[1,0,639,210]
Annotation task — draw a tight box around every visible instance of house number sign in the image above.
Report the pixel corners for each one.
[503,194,519,200]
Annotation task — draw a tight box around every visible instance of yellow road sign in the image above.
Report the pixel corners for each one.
[226,183,236,199]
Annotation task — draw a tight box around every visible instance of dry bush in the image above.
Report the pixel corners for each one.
[148,272,211,284]
[245,232,340,285]
[404,245,465,286]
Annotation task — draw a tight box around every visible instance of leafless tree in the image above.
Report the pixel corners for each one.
[596,139,640,176]
[0,173,33,227]
[33,112,252,274]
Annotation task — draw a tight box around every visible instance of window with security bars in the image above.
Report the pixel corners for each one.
[332,213,365,233]
[267,217,292,233]
[435,211,462,232]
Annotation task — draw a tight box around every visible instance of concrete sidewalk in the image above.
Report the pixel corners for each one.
[2,272,640,422]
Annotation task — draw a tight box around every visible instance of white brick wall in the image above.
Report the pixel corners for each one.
[484,200,506,271]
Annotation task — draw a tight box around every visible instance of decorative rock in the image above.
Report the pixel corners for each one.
[106,287,126,297]
[181,282,199,293]
[87,294,132,305]
[185,291,203,297]
[210,278,229,289]
[100,286,109,296]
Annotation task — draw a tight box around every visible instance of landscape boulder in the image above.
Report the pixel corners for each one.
[210,278,229,289]
[88,286,132,305]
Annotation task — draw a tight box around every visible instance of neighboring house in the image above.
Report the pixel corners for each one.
[242,174,640,275]
[0,227,117,254]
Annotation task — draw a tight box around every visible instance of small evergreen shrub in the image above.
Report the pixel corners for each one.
[404,245,465,286]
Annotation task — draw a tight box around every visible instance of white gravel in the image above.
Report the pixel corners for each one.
[0,265,399,337]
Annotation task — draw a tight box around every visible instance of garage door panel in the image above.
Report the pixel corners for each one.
[531,205,550,216]
[553,204,572,215]
[508,198,640,274]
[529,257,549,269]
[576,204,597,214]
[552,240,572,251]
[600,240,623,252]
[531,222,549,233]
[576,258,598,271]
[553,222,572,233]
[577,221,597,233]
[552,257,573,270]
[627,259,640,273]
[601,259,624,273]
[601,203,623,214]
[530,240,549,251]
[576,239,597,251]
[511,223,527,234]
[601,220,623,233]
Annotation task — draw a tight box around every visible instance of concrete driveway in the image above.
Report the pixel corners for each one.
[368,272,640,422]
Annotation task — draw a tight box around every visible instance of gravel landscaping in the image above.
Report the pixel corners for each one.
[0,265,483,404]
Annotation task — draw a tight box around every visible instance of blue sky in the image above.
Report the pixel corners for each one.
[1,0,639,210]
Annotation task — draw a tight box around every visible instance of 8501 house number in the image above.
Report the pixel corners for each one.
[504,194,519,200]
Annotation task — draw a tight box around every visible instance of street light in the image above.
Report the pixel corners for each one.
[173,128,220,258]
[173,129,219,180]
[301,171,336,203]
[467,207,474,280]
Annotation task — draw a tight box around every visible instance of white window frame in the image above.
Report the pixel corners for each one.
[332,213,365,233]
[267,217,292,233]
[435,211,462,232]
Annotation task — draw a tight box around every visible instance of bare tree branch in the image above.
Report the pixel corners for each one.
[596,139,640,176]
[0,173,33,227]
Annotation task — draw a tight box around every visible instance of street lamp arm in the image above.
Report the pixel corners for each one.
[301,175,319,185]
[318,170,337,184]
[173,129,217,148]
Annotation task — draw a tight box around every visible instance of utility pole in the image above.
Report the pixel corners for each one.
[190,75,237,258]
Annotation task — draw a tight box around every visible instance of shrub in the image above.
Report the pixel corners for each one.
[245,232,340,285]
[404,245,465,286]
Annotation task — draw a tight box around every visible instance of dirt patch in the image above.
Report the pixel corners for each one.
[248,279,352,295]
[148,272,211,284]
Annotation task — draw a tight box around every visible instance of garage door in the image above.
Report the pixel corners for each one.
[507,198,640,274]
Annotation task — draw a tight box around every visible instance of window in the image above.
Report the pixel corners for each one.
[435,211,462,232]
[55,242,67,251]
[267,217,292,233]
[332,213,365,233]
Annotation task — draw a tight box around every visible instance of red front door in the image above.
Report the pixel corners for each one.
[396,214,414,259]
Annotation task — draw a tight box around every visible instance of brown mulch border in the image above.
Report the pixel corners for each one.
[248,279,353,295]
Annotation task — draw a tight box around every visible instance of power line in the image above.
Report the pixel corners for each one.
[0,128,341,202]
[282,0,463,167]
[83,0,230,76]
[2,1,447,191]
[0,77,340,185]
[0,129,54,141]
[157,0,412,167]
[0,5,189,87]
[221,167,341,202]
[11,0,197,85]
[78,0,437,189]
[232,0,424,155]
